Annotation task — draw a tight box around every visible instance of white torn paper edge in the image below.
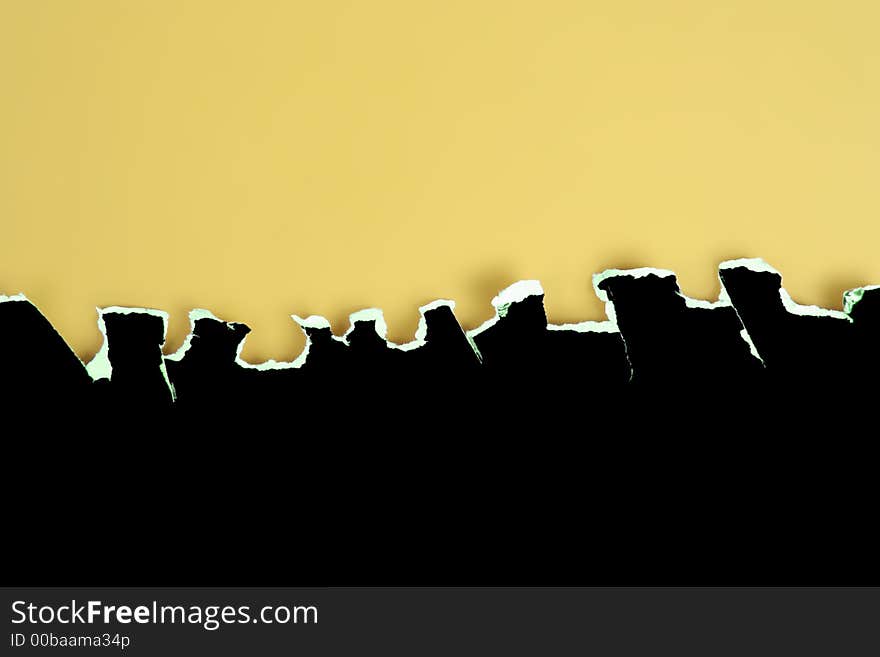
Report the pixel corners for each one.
[230,301,469,370]
[162,308,276,372]
[85,306,176,400]
[593,265,765,368]
[466,279,545,341]
[592,268,673,381]
[230,315,334,371]
[464,280,542,365]
[392,299,459,353]
[592,267,674,328]
[843,285,880,316]
[290,314,347,368]
[339,301,476,356]
[463,279,630,365]
[77,263,853,388]
[719,258,851,322]
[164,308,245,364]
[344,308,389,343]
[0,292,29,303]
[546,320,617,333]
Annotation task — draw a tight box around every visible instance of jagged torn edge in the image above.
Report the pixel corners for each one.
[344,299,464,353]
[166,308,292,371]
[172,284,616,373]
[592,265,766,374]
[466,280,541,361]
[719,258,853,330]
[168,300,467,371]
[843,284,880,315]
[464,279,620,364]
[164,309,240,363]
[85,306,176,401]
[233,314,349,370]
[0,292,89,370]
[57,259,867,382]
[0,292,29,304]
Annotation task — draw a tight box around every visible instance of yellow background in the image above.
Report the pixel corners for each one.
[2,1,878,362]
